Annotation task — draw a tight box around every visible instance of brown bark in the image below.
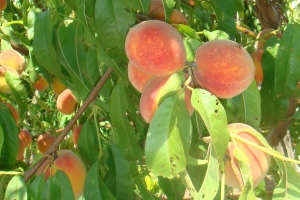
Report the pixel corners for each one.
[24,68,113,182]
[254,0,282,29]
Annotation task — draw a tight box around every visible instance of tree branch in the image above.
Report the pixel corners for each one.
[24,68,113,182]
[267,98,298,147]
[254,0,281,29]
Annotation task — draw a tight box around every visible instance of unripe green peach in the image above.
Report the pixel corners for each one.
[128,62,153,93]
[125,20,186,76]
[224,123,271,189]
[194,40,255,98]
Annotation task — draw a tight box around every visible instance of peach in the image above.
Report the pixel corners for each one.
[16,139,25,161]
[19,129,32,148]
[0,0,6,12]
[140,75,193,123]
[148,0,163,15]
[0,49,25,74]
[189,0,195,5]
[125,20,186,76]
[251,50,264,84]
[36,150,87,199]
[224,123,271,189]
[56,89,77,115]
[72,124,82,148]
[255,29,282,50]
[194,40,255,99]
[0,66,19,94]
[37,133,56,154]
[149,7,188,25]
[3,102,19,124]
[128,62,153,93]
[51,77,67,96]
[32,75,49,91]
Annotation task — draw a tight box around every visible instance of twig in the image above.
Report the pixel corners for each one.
[236,24,257,38]
[24,68,113,182]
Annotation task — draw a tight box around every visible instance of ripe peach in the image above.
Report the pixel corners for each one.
[251,50,264,84]
[149,7,188,25]
[72,125,82,148]
[0,66,19,94]
[148,0,163,15]
[0,49,25,74]
[194,40,255,99]
[255,29,282,50]
[189,0,195,5]
[56,89,77,115]
[16,139,25,161]
[37,133,56,154]
[125,20,186,76]
[32,75,49,91]
[3,102,19,124]
[19,129,32,148]
[0,0,6,12]
[128,62,153,93]
[140,75,193,123]
[51,77,67,96]
[224,123,271,189]
[36,150,87,199]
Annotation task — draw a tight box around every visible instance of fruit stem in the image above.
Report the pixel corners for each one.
[230,132,300,165]
[179,169,197,198]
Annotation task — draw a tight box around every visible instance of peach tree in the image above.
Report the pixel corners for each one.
[1,0,300,199]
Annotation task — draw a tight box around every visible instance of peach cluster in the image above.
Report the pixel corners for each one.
[125,19,192,123]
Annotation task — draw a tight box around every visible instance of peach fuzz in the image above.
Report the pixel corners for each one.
[251,50,264,84]
[72,124,82,148]
[19,129,32,148]
[51,77,67,96]
[149,7,188,25]
[36,150,87,200]
[0,49,25,74]
[0,0,6,12]
[255,29,282,50]
[125,20,186,76]
[37,132,56,154]
[128,62,153,93]
[148,0,163,15]
[140,75,193,123]
[194,40,255,99]
[0,66,19,94]
[3,102,19,124]
[33,75,49,91]
[56,89,77,115]
[224,123,271,189]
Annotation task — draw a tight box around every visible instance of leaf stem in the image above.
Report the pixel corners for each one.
[230,132,300,165]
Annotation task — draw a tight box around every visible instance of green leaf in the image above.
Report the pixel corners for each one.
[203,30,230,40]
[56,21,92,100]
[145,91,192,178]
[183,38,195,62]
[28,174,45,200]
[275,23,300,98]
[272,158,300,199]
[104,145,134,200]
[132,175,158,200]
[33,10,67,81]
[191,89,229,160]
[95,0,135,65]
[5,70,28,118]
[78,119,100,166]
[27,8,42,41]
[260,38,289,126]
[195,146,219,199]
[0,103,19,170]
[162,0,175,23]
[206,0,237,39]
[42,171,75,200]
[0,175,12,200]
[236,81,261,129]
[0,125,3,156]
[109,81,143,161]
[4,175,27,200]
[158,176,185,200]
[84,161,116,200]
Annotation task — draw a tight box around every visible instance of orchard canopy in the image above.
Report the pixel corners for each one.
[1,0,300,199]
